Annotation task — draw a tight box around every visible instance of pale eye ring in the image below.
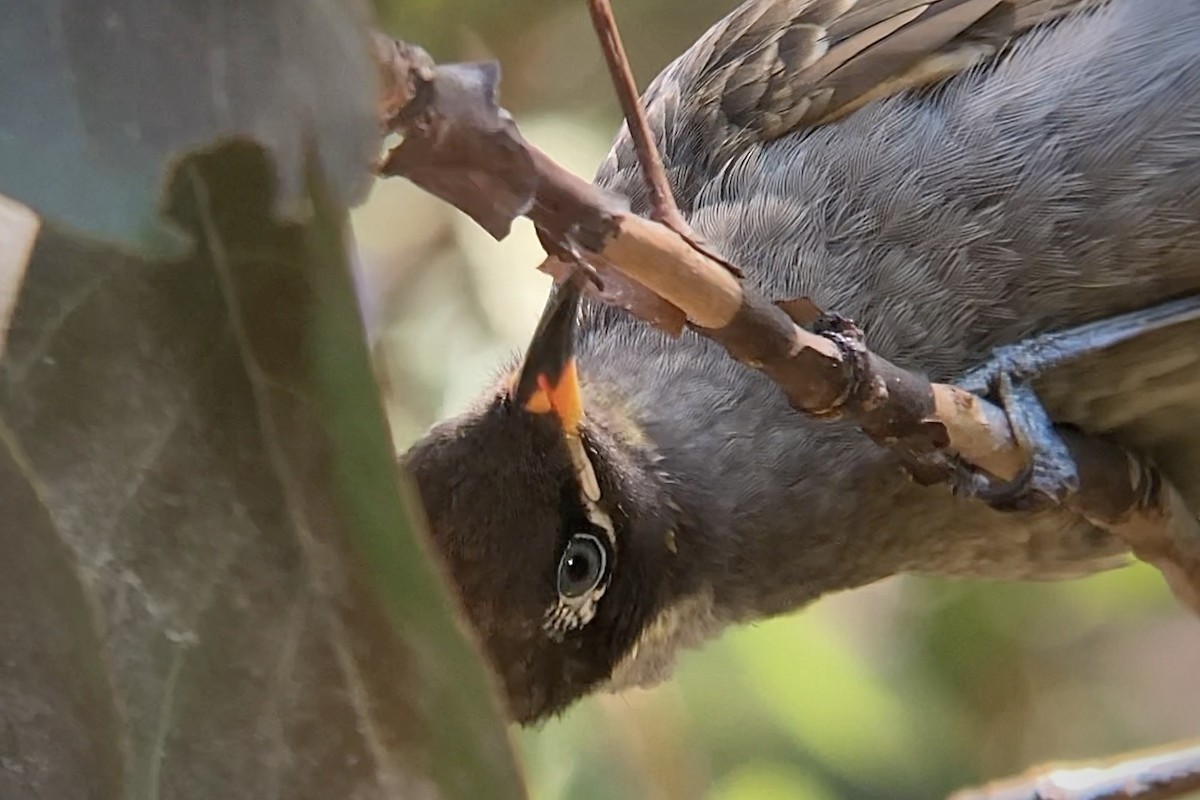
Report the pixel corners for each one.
[556,532,608,599]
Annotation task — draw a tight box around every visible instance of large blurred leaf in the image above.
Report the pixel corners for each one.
[0,143,525,799]
[0,0,378,254]
[0,428,125,800]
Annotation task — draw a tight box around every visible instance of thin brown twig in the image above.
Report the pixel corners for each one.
[585,0,683,230]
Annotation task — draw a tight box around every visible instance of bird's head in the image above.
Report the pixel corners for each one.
[402,276,697,724]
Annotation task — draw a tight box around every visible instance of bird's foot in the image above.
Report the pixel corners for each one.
[951,369,1079,511]
[952,296,1200,512]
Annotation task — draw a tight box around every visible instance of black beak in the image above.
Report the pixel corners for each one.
[513,271,585,432]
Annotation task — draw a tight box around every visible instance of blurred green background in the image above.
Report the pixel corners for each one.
[361,1,1200,797]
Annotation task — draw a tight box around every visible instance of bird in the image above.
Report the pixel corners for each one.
[402,0,1200,725]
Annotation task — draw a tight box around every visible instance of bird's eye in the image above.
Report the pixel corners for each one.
[556,533,607,599]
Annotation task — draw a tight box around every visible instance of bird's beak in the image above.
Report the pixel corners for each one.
[512,273,585,433]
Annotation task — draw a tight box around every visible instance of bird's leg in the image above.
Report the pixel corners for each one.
[952,295,1200,510]
[951,373,1077,510]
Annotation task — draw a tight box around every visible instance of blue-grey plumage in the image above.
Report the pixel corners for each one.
[406,0,1200,723]
[584,0,1200,604]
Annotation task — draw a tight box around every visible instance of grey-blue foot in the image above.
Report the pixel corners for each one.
[952,295,1200,511]
[951,371,1079,511]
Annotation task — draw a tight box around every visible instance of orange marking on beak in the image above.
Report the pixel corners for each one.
[522,358,582,432]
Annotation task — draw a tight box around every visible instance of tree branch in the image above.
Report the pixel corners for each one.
[369,32,1200,616]
[950,740,1200,800]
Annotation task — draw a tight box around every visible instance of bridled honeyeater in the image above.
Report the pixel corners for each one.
[403,0,1200,724]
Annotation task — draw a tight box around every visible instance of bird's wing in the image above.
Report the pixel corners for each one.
[595,0,1110,209]
[1029,303,1200,513]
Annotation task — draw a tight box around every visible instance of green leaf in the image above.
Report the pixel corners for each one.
[0,0,379,255]
[0,142,525,799]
